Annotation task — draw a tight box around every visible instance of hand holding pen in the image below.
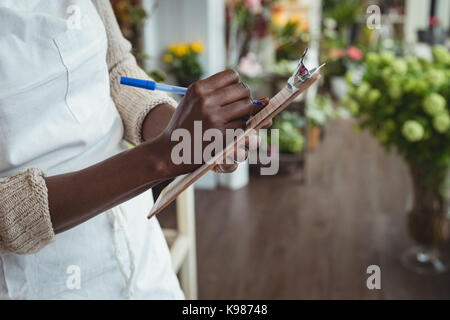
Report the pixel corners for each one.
[120,76,265,105]
[120,71,270,175]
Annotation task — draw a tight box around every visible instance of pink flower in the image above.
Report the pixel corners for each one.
[238,52,263,77]
[347,46,363,61]
[329,48,345,59]
[429,16,440,26]
[245,0,261,13]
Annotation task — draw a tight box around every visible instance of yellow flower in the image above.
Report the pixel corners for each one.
[190,41,204,54]
[168,43,178,54]
[289,14,302,25]
[299,21,309,31]
[173,43,190,57]
[272,12,288,27]
[163,53,173,63]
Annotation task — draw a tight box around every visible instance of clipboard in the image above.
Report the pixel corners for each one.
[148,50,324,218]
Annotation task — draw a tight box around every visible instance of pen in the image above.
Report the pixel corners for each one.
[120,77,264,106]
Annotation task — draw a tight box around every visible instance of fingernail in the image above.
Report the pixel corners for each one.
[258,97,269,104]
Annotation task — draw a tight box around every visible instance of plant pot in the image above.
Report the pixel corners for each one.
[402,165,450,274]
[330,76,348,100]
[308,126,321,151]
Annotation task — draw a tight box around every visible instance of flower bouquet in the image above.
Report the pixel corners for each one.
[342,46,450,274]
[163,41,204,87]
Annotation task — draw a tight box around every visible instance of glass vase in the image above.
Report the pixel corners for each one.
[402,165,450,275]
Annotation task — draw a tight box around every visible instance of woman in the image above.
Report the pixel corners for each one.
[0,0,266,299]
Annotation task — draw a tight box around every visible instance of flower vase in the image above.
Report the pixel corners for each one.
[330,76,348,100]
[402,165,450,274]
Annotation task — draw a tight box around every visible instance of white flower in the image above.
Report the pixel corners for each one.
[238,52,263,78]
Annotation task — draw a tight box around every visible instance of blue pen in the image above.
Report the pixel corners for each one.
[120,77,264,105]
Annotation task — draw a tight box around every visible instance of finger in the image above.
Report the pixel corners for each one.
[245,132,260,151]
[224,145,247,164]
[220,98,254,122]
[261,119,272,128]
[251,97,270,116]
[225,119,247,130]
[198,69,240,92]
[234,147,248,163]
[212,82,251,106]
[212,163,238,173]
[257,97,270,105]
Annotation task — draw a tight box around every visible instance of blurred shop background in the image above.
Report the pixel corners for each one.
[111,0,450,299]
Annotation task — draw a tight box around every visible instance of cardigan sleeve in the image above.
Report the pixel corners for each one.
[92,0,178,145]
[0,168,54,254]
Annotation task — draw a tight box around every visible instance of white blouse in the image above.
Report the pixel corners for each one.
[0,0,183,299]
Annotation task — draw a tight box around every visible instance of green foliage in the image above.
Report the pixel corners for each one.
[308,94,349,127]
[342,46,450,194]
[164,43,204,84]
[272,19,309,61]
[323,0,361,27]
[269,111,305,154]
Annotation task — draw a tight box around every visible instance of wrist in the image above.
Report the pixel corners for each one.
[139,130,181,182]
[142,103,176,142]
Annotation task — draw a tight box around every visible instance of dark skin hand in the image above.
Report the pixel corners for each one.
[46,70,269,233]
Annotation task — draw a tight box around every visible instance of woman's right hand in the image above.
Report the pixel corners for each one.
[159,70,257,175]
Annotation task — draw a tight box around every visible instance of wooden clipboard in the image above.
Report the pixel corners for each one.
[148,65,322,218]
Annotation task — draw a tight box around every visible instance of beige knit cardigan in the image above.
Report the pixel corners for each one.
[0,0,177,255]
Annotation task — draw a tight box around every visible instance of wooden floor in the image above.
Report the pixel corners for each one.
[159,119,450,299]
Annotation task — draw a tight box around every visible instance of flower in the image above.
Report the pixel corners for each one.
[429,16,440,26]
[299,21,309,31]
[405,57,422,73]
[163,53,173,63]
[425,69,446,87]
[388,84,402,99]
[238,52,263,77]
[433,112,450,133]
[402,120,424,142]
[190,41,204,54]
[432,45,450,65]
[272,12,288,27]
[391,59,408,75]
[329,48,345,60]
[168,44,178,54]
[244,0,261,13]
[169,43,190,57]
[368,89,381,104]
[341,96,359,115]
[355,81,370,99]
[366,52,380,66]
[347,46,363,61]
[380,51,395,65]
[289,14,302,25]
[423,93,446,116]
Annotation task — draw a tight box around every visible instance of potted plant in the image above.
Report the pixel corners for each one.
[342,46,450,274]
[307,93,349,150]
[271,11,310,63]
[225,0,279,68]
[265,110,306,175]
[321,0,363,99]
[323,43,364,99]
[163,41,204,87]
[112,0,148,66]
